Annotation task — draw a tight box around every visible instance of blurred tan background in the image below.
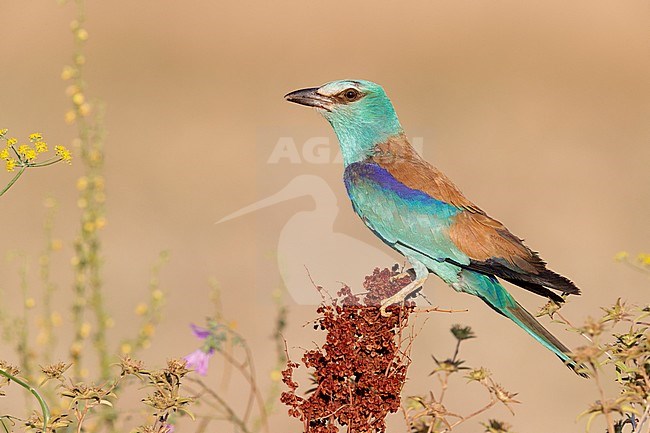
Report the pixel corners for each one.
[1,0,649,431]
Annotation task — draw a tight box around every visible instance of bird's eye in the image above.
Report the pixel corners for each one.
[343,89,360,101]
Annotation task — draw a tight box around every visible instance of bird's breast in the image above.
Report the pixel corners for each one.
[343,162,460,242]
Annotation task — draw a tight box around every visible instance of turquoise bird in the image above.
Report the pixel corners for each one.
[285,79,582,373]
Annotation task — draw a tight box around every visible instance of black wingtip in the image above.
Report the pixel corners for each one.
[539,268,581,295]
[571,364,591,379]
[461,257,581,302]
[564,357,590,378]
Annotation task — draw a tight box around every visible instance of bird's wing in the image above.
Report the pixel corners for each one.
[343,161,470,268]
[368,139,580,300]
[446,210,580,301]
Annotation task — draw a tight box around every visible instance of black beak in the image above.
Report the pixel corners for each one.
[284,87,333,111]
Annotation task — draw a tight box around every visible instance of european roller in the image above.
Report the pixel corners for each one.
[285,79,582,373]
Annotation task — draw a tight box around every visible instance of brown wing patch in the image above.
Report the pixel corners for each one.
[449,211,539,274]
[371,134,580,296]
[372,134,482,212]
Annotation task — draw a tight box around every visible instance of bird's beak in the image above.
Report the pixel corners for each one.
[284,87,333,111]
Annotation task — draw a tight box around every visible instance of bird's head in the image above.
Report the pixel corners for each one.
[285,80,403,165]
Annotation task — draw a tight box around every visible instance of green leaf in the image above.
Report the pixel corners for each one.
[179,408,196,421]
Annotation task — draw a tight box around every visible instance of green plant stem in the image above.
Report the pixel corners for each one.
[451,339,461,362]
[442,399,497,432]
[0,165,26,197]
[18,257,34,383]
[0,368,50,432]
[219,330,269,433]
[30,158,64,168]
[187,378,251,433]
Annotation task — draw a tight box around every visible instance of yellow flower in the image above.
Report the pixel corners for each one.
[29,133,43,142]
[78,103,91,117]
[0,129,8,137]
[64,110,76,124]
[95,216,107,229]
[5,158,16,172]
[120,343,132,354]
[141,323,155,337]
[614,251,629,262]
[70,342,83,357]
[93,175,105,190]
[89,149,101,163]
[0,148,9,160]
[75,28,89,41]
[17,144,37,161]
[94,191,106,203]
[72,92,85,105]
[76,176,88,190]
[270,370,282,382]
[65,85,80,96]
[465,367,491,382]
[637,253,650,266]
[135,303,148,316]
[25,298,36,309]
[80,322,92,338]
[152,289,164,301]
[50,239,63,251]
[61,66,75,81]
[15,145,25,156]
[37,330,48,346]
[35,141,48,153]
[55,145,72,163]
[51,312,62,327]
[6,137,17,146]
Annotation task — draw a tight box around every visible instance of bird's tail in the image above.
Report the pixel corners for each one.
[463,271,586,376]
[503,300,586,376]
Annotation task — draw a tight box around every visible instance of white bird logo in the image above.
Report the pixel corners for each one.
[218,174,400,305]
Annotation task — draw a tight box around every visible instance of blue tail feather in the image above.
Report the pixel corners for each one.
[460,270,584,375]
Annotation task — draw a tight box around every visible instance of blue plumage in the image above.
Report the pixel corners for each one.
[345,162,458,211]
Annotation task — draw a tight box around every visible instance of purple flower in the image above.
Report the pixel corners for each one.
[184,348,214,376]
[190,323,211,339]
[163,423,175,433]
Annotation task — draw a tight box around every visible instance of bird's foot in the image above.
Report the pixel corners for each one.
[389,267,416,282]
[380,278,427,317]
[389,272,409,282]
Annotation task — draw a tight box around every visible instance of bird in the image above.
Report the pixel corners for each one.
[285,79,583,373]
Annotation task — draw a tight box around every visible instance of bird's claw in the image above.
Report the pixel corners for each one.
[379,277,428,317]
[389,268,416,282]
[379,293,406,317]
[380,302,395,317]
[389,272,409,282]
